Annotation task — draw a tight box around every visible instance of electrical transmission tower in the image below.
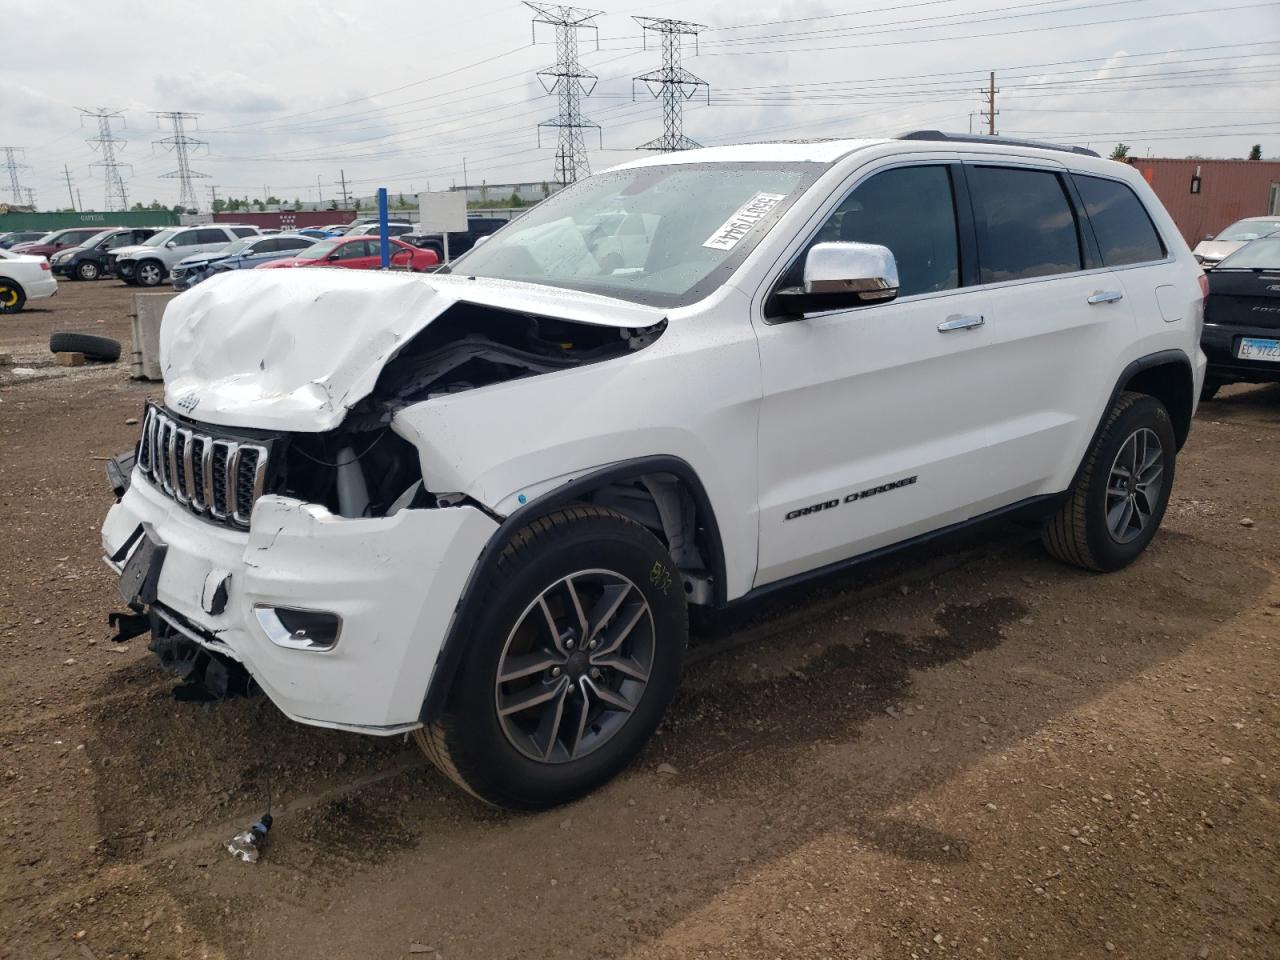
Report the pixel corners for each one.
[524,2,603,186]
[153,111,209,211]
[632,18,709,153]
[3,147,30,204]
[979,71,999,135]
[80,108,132,211]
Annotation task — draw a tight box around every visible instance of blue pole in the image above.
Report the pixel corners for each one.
[377,187,390,269]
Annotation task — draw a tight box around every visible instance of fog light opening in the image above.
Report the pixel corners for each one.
[254,606,342,651]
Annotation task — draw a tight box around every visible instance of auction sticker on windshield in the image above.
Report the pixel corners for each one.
[702,192,787,251]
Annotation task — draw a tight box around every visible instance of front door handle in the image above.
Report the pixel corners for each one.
[938,314,985,332]
[1087,289,1124,304]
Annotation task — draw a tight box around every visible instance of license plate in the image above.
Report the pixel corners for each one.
[1237,337,1280,362]
[117,527,168,606]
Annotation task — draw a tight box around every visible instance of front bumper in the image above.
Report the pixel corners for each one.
[1201,322,1280,383]
[102,473,498,733]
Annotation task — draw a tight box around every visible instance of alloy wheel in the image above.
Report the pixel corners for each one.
[138,263,162,286]
[1105,427,1164,544]
[494,569,655,764]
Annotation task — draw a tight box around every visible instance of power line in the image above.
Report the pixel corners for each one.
[79,107,131,212]
[3,147,30,204]
[153,111,210,211]
[632,17,709,152]
[525,2,604,185]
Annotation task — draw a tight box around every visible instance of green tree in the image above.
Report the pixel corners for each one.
[1248,143,1262,160]
[212,198,227,213]
[1110,143,1130,160]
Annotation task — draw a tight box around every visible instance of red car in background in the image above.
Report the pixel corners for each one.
[256,236,439,272]
[13,226,114,259]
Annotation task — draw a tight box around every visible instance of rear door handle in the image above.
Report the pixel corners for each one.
[1087,289,1125,304]
[937,314,985,332]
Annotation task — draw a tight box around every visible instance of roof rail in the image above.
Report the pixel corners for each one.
[897,130,1101,158]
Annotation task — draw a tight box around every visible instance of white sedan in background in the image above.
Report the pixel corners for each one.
[0,247,57,313]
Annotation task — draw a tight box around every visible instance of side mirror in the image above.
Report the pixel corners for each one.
[165,240,177,249]
[770,242,899,318]
[327,252,341,261]
[1203,234,1215,241]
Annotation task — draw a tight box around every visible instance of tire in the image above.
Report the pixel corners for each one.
[415,505,688,809]
[76,261,101,281]
[1042,391,1176,572]
[49,332,121,362]
[0,279,25,314]
[1200,379,1223,402]
[135,260,165,287]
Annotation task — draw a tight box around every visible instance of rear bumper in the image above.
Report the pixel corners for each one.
[1201,323,1280,383]
[102,474,498,733]
[25,275,58,300]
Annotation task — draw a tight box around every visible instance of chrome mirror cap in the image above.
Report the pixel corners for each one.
[803,241,900,300]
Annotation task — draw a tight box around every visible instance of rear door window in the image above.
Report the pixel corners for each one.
[968,166,1083,283]
[1073,175,1166,266]
[230,227,257,238]
[194,228,229,245]
[173,231,204,247]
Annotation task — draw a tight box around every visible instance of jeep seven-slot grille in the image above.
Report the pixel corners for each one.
[136,405,269,528]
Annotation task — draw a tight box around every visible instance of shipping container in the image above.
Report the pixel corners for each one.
[0,209,179,231]
[1129,158,1280,246]
[212,210,358,230]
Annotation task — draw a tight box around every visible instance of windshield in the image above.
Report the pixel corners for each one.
[1216,238,1280,269]
[26,232,55,244]
[87,231,122,249]
[143,229,180,247]
[452,161,822,306]
[1217,219,1280,241]
[298,240,339,259]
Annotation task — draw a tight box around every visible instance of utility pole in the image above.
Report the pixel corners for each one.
[316,174,322,204]
[632,17,710,152]
[153,111,209,211]
[980,71,999,136]
[76,188,83,211]
[338,169,350,207]
[462,156,469,199]
[525,2,603,186]
[2,147,30,204]
[79,107,131,211]
[63,163,77,210]
[208,184,220,210]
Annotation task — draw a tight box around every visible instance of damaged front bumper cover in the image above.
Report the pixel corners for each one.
[102,468,498,734]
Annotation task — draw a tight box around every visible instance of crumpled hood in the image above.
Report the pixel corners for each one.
[1192,239,1247,262]
[160,268,664,432]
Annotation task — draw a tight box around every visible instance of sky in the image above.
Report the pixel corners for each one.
[3,0,1279,211]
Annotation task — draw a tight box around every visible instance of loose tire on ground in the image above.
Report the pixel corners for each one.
[0,279,26,314]
[49,332,121,363]
[1042,391,1176,572]
[415,505,688,810]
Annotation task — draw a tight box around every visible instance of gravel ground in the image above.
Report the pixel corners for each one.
[1,280,1277,960]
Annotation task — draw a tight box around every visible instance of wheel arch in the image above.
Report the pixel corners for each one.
[420,454,726,723]
[1116,349,1195,449]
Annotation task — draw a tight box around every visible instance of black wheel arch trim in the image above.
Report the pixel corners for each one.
[419,454,727,723]
[1071,348,1194,491]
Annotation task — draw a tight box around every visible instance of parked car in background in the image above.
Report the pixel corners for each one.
[1192,216,1280,267]
[297,228,332,239]
[0,230,48,250]
[50,227,160,280]
[404,216,508,261]
[115,224,261,286]
[344,220,415,239]
[255,235,439,271]
[171,233,317,290]
[0,247,57,313]
[11,226,112,259]
[1199,236,1280,399]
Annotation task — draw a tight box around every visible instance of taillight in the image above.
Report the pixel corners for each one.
[1198,273,1209,301]
[40,262,50,271]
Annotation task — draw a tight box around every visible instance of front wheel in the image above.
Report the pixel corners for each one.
[135,260,164,287]
[415,506,687,809]
[0,279,26,314]
[1042,391,1176,572]
[76,261,100,281]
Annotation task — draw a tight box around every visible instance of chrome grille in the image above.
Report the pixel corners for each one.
[137,405,269,528]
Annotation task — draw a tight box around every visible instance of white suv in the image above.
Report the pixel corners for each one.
[101,133,1206,809]
[114,224,261,286]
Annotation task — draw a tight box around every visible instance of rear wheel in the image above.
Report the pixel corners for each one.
[1042,392,1176,572]
[135,260,164,287]
[415,506,687,809]
[0,279,26,314]
[76,260,100,281]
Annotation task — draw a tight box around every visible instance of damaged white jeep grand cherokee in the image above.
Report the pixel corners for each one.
[102,132,1206,809]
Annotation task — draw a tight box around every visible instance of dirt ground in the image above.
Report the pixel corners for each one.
[1,281,1277,960]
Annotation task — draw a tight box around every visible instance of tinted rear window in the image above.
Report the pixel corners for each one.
[231,227,258,238]
[969,166,1082,283]
[1074,175,1165,266]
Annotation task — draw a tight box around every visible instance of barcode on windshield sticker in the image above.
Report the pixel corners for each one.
[702,192,787,251]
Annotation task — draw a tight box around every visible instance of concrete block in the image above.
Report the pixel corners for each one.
[55,352,85,367]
